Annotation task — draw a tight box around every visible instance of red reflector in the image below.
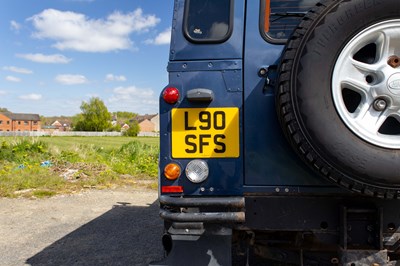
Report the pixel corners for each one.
[162,186,183,193]
[163,87,180,104]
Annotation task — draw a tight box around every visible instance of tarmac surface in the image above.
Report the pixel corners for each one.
[0,188,164,266]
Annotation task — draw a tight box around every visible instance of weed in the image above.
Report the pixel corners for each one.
[0,137,159,197]
[33,190,57,198]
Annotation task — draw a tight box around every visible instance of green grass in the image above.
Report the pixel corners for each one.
[0,136,158,150]
[0,136,159,198]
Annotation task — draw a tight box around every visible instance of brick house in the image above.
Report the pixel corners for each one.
[136,114,159,132]
[51,120,71,131]
[121,123,130,131]
[0,112,41,131]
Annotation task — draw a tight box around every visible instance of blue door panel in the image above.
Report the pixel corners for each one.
[243,0,334,187]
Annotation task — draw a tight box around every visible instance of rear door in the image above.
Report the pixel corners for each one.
[159,0,245,196]
[243,0,334,189]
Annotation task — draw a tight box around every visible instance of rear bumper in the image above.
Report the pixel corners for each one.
[159,195,246,223]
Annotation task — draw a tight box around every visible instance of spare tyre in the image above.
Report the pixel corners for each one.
[276,0,400,198]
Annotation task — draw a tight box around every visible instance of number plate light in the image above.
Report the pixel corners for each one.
[185,160,209,183]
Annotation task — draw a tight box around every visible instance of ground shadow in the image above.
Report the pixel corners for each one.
[26,201,164,266]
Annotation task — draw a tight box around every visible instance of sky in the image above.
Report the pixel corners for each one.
[0,0,174,116]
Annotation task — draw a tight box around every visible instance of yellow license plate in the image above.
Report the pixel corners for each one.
[171,107,239,158]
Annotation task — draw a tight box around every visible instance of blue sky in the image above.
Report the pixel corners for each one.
[0,0,173,116]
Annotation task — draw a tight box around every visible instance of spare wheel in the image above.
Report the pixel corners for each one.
[276,0,400,198]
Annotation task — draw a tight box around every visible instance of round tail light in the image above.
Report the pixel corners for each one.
[163,87,180,104]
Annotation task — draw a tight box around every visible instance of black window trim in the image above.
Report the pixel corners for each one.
[259,0,287,44]
[183,0,234,44]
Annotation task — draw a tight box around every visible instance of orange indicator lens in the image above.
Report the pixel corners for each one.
[164,163,181,180]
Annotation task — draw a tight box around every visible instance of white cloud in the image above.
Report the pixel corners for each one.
[55,74,88,85]
[108,85,157,113]
[28,8,160,52]
[3,66,33,74]
[16,53,72,64]
[0,90,7,95]
[105,74,127,82]
[145,27,171,45]
[110,86,154,101]
[19,94,43,100]
[10,20,21,32]
[5,76,21,82]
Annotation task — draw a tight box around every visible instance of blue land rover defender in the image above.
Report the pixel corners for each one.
[154,0,400,265]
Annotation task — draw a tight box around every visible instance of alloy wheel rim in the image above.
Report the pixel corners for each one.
[332,20,400,149]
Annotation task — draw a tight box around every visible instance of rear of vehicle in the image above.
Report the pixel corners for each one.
[153,0,400,265]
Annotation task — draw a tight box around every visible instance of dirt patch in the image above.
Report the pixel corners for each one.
[0,188,164,266]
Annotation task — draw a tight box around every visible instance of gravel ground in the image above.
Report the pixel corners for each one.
[0,188,164,266]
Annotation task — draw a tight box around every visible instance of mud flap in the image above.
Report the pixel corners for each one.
[150,226,232,266]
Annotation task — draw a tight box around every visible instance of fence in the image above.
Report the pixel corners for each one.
[0,131,123,137]
[137,132,160,137]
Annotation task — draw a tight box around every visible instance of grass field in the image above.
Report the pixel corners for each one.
[0,136,159,198]
[0,136,159,150]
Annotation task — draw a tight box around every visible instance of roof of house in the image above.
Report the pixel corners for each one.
[52,119,71,126]
[135,114,158,123]
[52,120,62,126]
[51,120,70,127]
[1,112,40,121]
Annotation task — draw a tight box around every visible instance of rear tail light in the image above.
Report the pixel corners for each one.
[163,87,180,104]
[162,186,183,193]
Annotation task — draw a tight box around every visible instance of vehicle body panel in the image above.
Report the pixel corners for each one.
[153,0,400,265]
[242,0,333,188]
[159,0,245,196]
[161,0,340,197]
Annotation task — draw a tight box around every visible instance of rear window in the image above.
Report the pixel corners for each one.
[184,0,233,43]
[261,0,319,43]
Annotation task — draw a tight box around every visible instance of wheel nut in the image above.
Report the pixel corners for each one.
[388,55,400,68]
[373,99,387,111]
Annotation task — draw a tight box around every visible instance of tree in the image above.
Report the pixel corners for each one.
[71,113,83,129]
[74,97,112,131]
[0,107,9,113]
[111,111,138,125]
[114,111,138,121]
[123,120,140,136]
[108,123,122,132]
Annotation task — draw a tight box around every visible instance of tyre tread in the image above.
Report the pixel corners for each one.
[275,0,397,198]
